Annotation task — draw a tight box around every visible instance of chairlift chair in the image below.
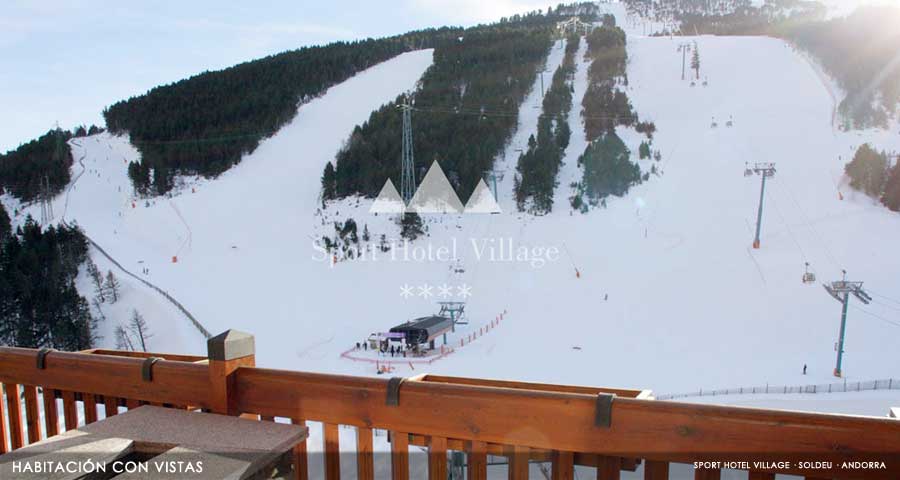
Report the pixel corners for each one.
[802,262,816,284]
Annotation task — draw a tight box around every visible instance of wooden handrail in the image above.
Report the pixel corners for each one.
[414,373,646,397]
[0,347,211,408]
[84,349,208,363]
[2,338,900,479]
[232,367,900,468]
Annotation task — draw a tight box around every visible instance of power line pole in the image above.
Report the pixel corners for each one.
[40,175,49,226]
[679,42,691,80]
[398,100,416,204]
[40,175,54,226]
[823,270,871,377]
[744,162,776,249]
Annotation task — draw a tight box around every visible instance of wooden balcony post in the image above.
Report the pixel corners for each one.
[596,455,620,480]
[644,460,669,480]
[427,436,448,480]
[41,388,59,438]
[356,427,374,480]
[323,422,341,480]
[23,385,41,444]
[4,383,24,449]
[391,431,410,480]
[467,440,488,480]
[207,330,255,415]
[508,445,529,480]
[551,451,574,480]
[0,386,7,453]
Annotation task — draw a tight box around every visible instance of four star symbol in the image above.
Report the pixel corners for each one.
[418,284,434,298]
[399,283,473,300]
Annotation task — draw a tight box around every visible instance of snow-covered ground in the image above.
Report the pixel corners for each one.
[688,390,900,417]
[5,25,900,422]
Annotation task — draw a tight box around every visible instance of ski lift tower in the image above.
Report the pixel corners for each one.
[438,301,467,331]
[398,100,416,204]
[557,16,594,36]
[744,162,776,249]
[39,175,54,226]
[823,270,871,378]
[484,169,504,202]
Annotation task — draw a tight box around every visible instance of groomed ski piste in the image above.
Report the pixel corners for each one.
[4,3,900,478]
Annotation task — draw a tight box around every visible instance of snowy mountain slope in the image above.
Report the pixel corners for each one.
[10,30,900,411]
[492,38,568,213]
[5,50,435,356]
[553,37,591,209]
[75,244,207,354]
[307,34,900,398]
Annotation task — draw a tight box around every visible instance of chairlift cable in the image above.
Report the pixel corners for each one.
[849,304,900,329]
[767,180,809,264]
[867,289,900,307]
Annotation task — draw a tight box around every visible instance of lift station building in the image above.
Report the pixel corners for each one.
[390,315,453,350]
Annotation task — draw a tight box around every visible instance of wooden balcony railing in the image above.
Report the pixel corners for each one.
[1,329,899,479]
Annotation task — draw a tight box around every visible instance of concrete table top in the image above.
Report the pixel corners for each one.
[0,406,307,480]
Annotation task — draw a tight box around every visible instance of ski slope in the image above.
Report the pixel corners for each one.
[6,29,900,416]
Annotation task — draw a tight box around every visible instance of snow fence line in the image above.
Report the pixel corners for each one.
[70,223,212,339]
[340,310,507,367]
[656,378,900,401]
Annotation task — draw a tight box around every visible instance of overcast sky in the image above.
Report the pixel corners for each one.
[1,0,546,152]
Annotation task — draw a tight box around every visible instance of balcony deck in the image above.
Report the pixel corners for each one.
[1,329,899,479]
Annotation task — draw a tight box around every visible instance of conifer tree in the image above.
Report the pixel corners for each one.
[322,162,337,201]
[579,132,641,200]
[880,161,900,211]
[105,271,121,303]
[845,144,888,197]
[639,141,651,159]
[0,218,94,350]
[0,129,73,202]
[400,212,424,240]
[0,204,10,240]
[691,43,701,79]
